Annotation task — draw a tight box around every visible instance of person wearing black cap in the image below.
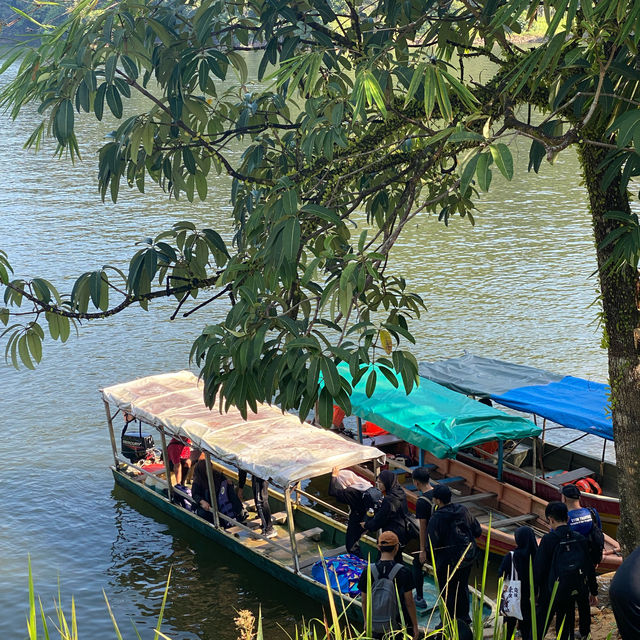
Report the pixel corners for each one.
[357,530,418,639]
[426,484,481,625]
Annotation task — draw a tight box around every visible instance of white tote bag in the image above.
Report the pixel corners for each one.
[500,551,523,620]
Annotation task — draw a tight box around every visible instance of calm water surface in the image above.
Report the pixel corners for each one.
[0,54,610,639]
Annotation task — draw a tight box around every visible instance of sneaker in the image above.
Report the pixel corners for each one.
[264,529,278,539]
[414,596,428,609]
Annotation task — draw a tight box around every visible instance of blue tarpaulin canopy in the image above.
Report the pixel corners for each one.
[418,354,613,441]
[337,363,541,458]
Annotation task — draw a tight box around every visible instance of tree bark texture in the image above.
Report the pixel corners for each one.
[578,134,640,554]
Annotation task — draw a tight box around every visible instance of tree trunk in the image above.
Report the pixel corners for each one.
[578,136,640,554]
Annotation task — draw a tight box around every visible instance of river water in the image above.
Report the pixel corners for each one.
[0,53,609,639]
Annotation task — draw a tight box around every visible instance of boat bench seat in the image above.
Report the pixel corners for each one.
[434,476,465,486]
[452,492,496,504]
[299,545,347,570]
[545,467,594,486]
[489,513,537,530]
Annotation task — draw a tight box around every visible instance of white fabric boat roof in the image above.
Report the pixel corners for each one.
[101,370,385,488]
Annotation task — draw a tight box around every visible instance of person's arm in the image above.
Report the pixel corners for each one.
[403,590,418,639]
[419,519,428,565]
[498,552,510,577]
[364,498,391,531]
[191,482,210,511]
[534,536,552,596]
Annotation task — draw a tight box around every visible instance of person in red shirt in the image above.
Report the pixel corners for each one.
[167,437,192,486]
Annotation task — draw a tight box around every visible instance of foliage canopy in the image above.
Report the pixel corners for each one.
[2,0,640,434]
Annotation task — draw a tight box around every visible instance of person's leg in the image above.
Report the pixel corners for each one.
[345,517,363,555]
[536,595,552,640]
[576,584,591,638]
[412,554,424,600]
[504,616,517,639]
[519,607,533,640]
[452,564,472,625]
[554,595,574,640]
[253,478,273,534]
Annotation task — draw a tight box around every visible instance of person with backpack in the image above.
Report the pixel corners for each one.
[362,470,413,560]
[329,467,379,556]
[498,525,538,640]
[561,483,605,568]
[426,485,481,626]
[534,501,598,640]
[357,530,418,639]
[410,466,433,610]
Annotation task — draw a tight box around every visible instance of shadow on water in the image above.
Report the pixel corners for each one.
[107,484,323,640]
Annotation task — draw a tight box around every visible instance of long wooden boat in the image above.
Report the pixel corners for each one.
[418,354,620,536]
[455,439,620,536]
[101,371,495,634]
[335,363,622,573]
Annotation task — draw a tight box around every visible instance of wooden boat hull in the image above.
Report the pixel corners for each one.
[456,438,620,537]
[111,466,495,632]
[388,451,622,574]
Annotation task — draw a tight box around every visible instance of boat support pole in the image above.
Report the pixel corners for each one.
[159,430,174,503]
[357,417,363,443]
[497,440,504,482]
[285,485,300,573]
[103,400,119,467]
[600,439,607,478]
[532,437,537,494]
[204,452,221,529]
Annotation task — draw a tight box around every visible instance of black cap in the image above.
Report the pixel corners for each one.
[427,484,452,502]
[561,484,581,499]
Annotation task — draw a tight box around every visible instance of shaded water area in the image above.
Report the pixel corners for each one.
[0,53,610,639]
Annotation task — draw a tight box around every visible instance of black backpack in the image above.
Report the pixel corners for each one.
[370,563,403,634]
[548,529,589,595]
[445,509,476,567]
[586,508,605,566]
[362,487,383,516]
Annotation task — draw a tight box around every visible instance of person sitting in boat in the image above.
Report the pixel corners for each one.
[361,470,412,560]
[167,435,194,487]
[329,467,378,556]
[191,458,245,527]
[238,470,276,539]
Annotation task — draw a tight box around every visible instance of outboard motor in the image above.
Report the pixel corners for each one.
[121,415,154,462]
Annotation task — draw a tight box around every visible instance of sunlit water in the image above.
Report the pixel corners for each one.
[0,53,610,639]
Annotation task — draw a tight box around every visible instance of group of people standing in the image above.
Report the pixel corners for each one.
[330,466,483,639]
[329,464,621,640]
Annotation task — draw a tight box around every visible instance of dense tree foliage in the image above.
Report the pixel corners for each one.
[2,0,640,550]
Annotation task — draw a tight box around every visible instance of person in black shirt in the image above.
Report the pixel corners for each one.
[329,467,375,556]
[238,470,275,538]
[427,485,481,625]
[609,544,640,639]
[410,466,433,609]
[534,501,598,640]
[498,525,538,640]
[357,530,417,639]
[362,470,410,559]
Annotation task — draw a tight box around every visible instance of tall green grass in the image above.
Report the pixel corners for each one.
[25,546,615,640]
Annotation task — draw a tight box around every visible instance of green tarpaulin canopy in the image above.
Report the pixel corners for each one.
[338,363,541,458]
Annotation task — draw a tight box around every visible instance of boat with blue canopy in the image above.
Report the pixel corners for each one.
[418,354,620,536]
[332,363,621,572]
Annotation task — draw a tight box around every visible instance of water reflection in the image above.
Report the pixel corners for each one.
[107,486,321,640]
